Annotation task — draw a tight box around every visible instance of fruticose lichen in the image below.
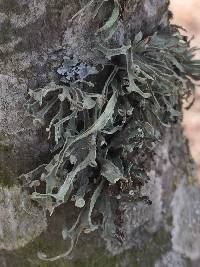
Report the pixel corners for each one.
[20,1,200,261]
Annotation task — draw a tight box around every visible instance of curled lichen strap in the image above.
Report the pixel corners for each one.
[96,42,131,59]
[55,91,117,202]
[96,1,119,34]
[38,209,84,261]
[69,0,95,22]
[126,48,151,98]
[88,180,104,230]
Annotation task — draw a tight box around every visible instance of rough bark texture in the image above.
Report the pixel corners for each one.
[0,0,200,266]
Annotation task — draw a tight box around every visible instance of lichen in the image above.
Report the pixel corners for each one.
[20,0,200,261]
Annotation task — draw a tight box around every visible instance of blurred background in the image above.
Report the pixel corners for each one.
[170,0,200,180]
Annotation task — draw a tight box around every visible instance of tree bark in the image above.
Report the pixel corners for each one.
[0,0,200,266]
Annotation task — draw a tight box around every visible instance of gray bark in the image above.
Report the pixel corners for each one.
[0,0,200,266]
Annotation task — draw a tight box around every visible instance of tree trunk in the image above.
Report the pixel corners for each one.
[0,0,200,266]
